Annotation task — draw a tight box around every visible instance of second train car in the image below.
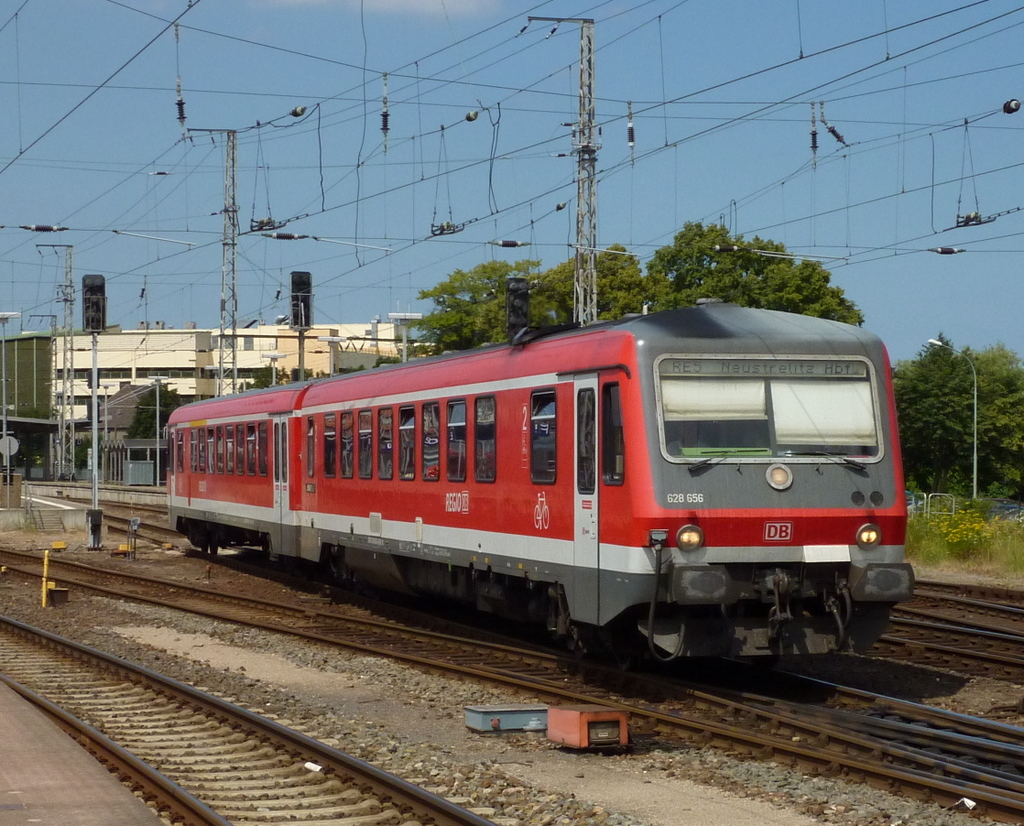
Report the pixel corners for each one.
[167,301,913,662]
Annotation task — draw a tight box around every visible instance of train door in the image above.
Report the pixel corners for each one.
[573,374,600,624]
[270,415,289,554]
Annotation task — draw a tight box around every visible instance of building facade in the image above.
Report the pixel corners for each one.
[0,319,403,481]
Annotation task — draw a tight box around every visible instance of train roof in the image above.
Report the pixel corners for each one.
[168,304,888,424]
[168,381,313,424]
[621,302,884,355]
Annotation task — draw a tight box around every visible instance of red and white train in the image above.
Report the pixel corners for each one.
[167,301,913,662]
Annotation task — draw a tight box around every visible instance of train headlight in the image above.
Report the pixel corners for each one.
[676,524,704,552]
[856,523,881,550]
[765,463,793,491]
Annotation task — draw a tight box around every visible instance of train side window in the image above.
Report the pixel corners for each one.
[602,383,625,485]
[576,388,596,495]
[474,396,496,483]
[306,416,316,478]
[226,425,234,474]
[235,424,245,475]
[257,421,268,476]
[273,423,281,483]
[215,426,225,474]
[447,400,467,482]
[358,410,373,479]
[323,413,336,478]
[340,412,354,478]
[339,411,356,479]
[190,429,198,472]
[176,430,185,473]
[530,389,557,484]
[422,402,440,481]
[398,405,416,480]
[378,408,394,480]
[279,421,287,484]
[206,428,215,474]
[197,428,206,472]
[246,423,256,475]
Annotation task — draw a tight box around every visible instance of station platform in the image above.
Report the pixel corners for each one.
[0,680,159,824]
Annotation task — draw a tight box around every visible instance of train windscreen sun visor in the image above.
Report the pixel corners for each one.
[658,358,879,459]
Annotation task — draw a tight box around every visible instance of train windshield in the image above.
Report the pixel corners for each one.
[657,356,880,461]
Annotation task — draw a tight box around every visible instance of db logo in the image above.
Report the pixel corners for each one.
[764,521,793,541]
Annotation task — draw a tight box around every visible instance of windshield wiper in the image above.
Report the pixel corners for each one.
[687,448,766,472]
[784,451,866,470]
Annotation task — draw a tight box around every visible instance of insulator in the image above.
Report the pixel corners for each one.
[1004,99,1021,114]
[489,240,528,247]
[290,106,306,118]
[930,247,964,255]
[263,232,306,240]
[176,98,186,123]
[555,202,567,211]
[380,110,390,134]
[627,122,635,147]
[20,225,67,232]
[713,244,739,252]
[810,102,817,155]
[827,125,846,145]
[466,111,479,122]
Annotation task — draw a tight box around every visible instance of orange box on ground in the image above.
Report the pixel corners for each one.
[546,704,629,749]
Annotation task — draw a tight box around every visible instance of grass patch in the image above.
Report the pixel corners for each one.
[906,509,1024,577]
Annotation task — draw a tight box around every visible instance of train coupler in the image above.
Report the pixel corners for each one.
[767,570,793,640]
[825,581,854,650]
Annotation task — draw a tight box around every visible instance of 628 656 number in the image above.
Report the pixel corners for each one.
[667,493,704,504]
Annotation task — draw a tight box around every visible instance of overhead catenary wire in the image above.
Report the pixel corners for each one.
[5,0,1024,337]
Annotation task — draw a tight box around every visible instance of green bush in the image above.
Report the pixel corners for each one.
[906,509,1024,572]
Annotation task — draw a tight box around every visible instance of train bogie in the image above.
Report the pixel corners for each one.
[168,302,912,663]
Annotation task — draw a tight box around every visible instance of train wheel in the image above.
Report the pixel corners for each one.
[323,546,346,584]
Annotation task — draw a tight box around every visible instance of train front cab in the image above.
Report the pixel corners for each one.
[637,345,914,660]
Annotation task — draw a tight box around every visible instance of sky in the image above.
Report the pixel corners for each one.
[1,0,1024,365]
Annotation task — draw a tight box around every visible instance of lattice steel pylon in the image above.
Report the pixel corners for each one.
[220,129,239,396]
[38,245,75,479]
[530,16,599,326]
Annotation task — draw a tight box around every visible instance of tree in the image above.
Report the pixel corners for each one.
[415,259,534,352]
[894,338,1024,498]
[646,222,863,323]
[539,244,668,321]
[415,224,861,354]
[974,344,1024,495]
[249,366,285,389]
[126,386,184,439]
[414,249,666,353]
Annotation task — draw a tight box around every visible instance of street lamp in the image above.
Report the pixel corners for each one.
[317,336,348,375]
[261,353,286,385]
[387,312,422,363]
[0,311,20,509]
[150,376,169,487]
[927,339,978,499]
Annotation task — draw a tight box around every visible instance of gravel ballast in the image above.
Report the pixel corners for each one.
[0,535,1015,826]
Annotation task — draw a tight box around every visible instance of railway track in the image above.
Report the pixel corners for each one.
[0,616,496,826]
[5,550,1024,821]
[878,581,1024,680]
